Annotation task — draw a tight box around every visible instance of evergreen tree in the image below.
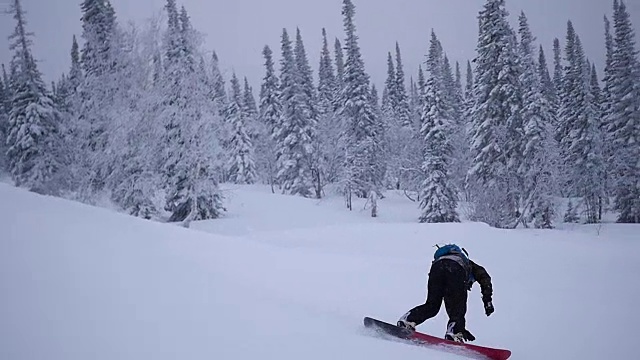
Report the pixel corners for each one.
[68,35,83,96]
[294,28,321,197]
[242,76,259,142]
[418,31,459,223]
[602,14,616,203]
[370,83,387,213]
[382,52,396,120]
[160,2,224,223]
[538,45,557,116]
[6,0,61,193]
[226,73,257,185]
[382,51,401,189]
[55,36,83,115]
[339,0,383,216]
[258,45,282,190]
[558,22,605,223]
[394,42,412,128]
[518,12,559,228]
[276,28,315,197]
[317,29,342,185]
[441,55,459,119]
[80,0,116,77]
[294,28,317,121]
[76,0,118,194]
[448,58,471,201]
[318,29,337,113]
[334,38,345,93]
[468,0,523,228]
[211,51,228,115]
[608,0,640,223]
[242,77,258,118]
[408,74,421,132]
[553,38,563,102]
[465,60,474,101]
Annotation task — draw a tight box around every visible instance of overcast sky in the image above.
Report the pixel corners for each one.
[1,0,638,91]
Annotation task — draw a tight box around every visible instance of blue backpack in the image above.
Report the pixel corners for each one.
[434,244,468,262]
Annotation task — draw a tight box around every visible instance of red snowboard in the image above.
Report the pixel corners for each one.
[363,317,511,360]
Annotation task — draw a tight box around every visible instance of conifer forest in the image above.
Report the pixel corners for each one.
[1,0,639,228]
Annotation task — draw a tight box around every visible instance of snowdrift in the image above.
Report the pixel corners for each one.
[1,183,639,359]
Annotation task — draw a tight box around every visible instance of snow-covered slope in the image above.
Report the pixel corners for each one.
[1,183,639,360]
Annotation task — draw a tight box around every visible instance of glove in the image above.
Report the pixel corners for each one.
[484,300,494,316]
[462,329,476,342]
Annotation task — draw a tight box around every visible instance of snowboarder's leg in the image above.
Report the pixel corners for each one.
[442,261,470,340]
[398,261,447,329]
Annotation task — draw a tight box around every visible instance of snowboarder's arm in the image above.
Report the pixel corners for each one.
[470,260,493,303]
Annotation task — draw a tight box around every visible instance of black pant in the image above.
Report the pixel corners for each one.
[406,259,468,333]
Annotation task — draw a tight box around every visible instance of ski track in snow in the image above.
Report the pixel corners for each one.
[1,183,639,360]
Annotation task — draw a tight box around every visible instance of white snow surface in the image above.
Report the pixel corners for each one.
[1,183,639,360]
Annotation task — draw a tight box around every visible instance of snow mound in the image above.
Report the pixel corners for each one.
[2,183,639,360]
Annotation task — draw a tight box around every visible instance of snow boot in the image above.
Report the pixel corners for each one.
[445,322,474,343]
[397,311,416,331]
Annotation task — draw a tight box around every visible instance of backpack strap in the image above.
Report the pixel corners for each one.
[434,254,474,289]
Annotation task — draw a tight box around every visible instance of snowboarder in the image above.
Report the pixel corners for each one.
[397,244,494,343]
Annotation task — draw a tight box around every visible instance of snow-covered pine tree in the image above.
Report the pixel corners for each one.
[417,64,426,97]
[334,38,345,95]
[468,0,523,228]
[418,31,460,223]
[394,42,412,129]
[75,0,118,195]
[226,73,257,185]
[382,52,396,121]
[242,77,258,119]
[318,29,337,115]
[80,0,116,77]
[442,55,468,200]
[538,45,557,118]
[608,0,640,223]
[370,83,387,216]
[441,56,459,121]
[211,51,228,115]
[317,28,342,186]
[6,0,62,194]
[590,62,606,220]
[276,28,315,197]
[558,22,605,223]
[409,74,421,132]
[455,61,463,101]
[294,28,317,123]
[601,14,616,202]
[293,28,322,198]
[552,38,563,105]
[257,45,282,191]
[68,36,83,95]
[465,60,474,102]
[399,65,427,194]
[382,51,402,189]
[517,12,559,228]
[242,76,259,146]
[339,0,383,216]
[160,2,224,223]
[392,42,420,192]
[54,36,84,117]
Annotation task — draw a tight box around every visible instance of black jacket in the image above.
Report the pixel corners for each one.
[469,260,493,303]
